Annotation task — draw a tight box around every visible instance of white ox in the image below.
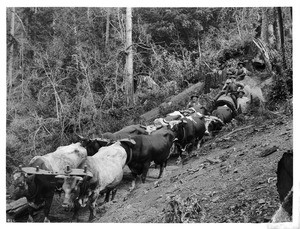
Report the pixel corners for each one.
[57,140,133,222]
[12,143,87,222]
[29,143,87,173]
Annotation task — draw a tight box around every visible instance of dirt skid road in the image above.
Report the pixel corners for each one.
[19,114,292,223]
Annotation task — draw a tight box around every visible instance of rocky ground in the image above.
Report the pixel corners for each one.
[15,111,293,224]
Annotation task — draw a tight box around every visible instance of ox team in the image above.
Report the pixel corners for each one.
[10,92,277,222]
[11,103,222,222]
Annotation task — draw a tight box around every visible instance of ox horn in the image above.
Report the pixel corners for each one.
[75,133,85,140]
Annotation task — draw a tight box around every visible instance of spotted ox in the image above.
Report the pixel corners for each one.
[154,109,204,127]
[203,115,224,137]
[11,143,87,222]
[56,139,135,222]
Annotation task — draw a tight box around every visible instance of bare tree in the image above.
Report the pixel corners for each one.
[105,8,111,50]
[261,8,269,44]
[125,7,134,105]
[8,7,15,94]
[277,7,287,70]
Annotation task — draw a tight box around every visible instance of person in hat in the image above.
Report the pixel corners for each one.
[187,95,201,109]
[235,61,248,80]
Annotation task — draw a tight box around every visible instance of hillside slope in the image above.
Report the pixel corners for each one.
[37,112,292,223]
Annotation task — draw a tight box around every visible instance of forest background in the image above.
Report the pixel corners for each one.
[5,7,293,185]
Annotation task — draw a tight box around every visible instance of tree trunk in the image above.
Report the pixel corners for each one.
[273,8,281,51]
[87,7,92,24]
[105,8,111,50]
[261,8,269,44]
[277,7,287,70]
[8,7,15,93]
[125,7,134,106]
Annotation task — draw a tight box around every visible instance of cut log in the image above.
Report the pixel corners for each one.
[6,197,29,220]
[6,197,28,213]
[140,81,205,122]
[6,197,45,221]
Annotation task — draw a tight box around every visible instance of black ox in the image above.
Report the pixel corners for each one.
[171,114,206,158]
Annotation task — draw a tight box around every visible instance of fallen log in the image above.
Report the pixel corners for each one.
[6,197,28,213]
[140,81,205,122]
[6,197,29,220]
[6,197,45,221]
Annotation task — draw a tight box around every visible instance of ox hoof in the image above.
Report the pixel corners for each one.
[89,216,97,222]
[27,215,34,223]
[44,217,50,223]
[128,184,136,192]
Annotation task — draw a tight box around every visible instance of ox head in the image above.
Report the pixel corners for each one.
[170,119,188,141]
[204,116,224,136]
[55,166,93,210]
[76,134,111,156]
[55,174,83,210]
[119,138,136,148]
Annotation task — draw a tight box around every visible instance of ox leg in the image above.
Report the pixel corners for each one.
[157,162,167,179]
[176,145,183,165]
[129,173,137,192]
[88,191,99,221]
[197,139,204,150]
[27,206,34,222]
[43,192,54,222]
[141,161,151,183]
[104,190,110,202]
[111,188,117,201]
[72,201,81,222]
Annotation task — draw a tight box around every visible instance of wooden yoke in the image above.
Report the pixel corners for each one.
[18,164,93,178]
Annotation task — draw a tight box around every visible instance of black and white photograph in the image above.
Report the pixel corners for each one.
[4,2,298,227]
